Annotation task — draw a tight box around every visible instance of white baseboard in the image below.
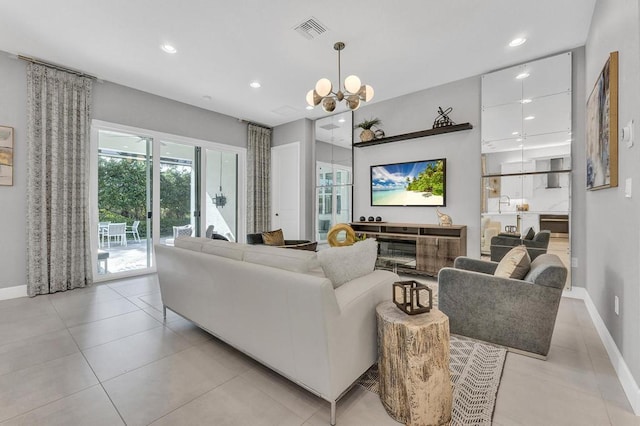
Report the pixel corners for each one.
[563,287,640,415]
[0,285,28,300]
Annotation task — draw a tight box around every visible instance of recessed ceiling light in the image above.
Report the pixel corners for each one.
[519,144,524,148]
[516,138,523,142]
[161,44,177,54]
[516,72,530,80]
[123,145,129,148]
[509,37,527,47]
[202,95,212,101]
[249,81,261,88]
[338,118,346,123]
[521,99,532,104]
[512,131,519,135]
[306,105,314,110]
[524,115,535,120]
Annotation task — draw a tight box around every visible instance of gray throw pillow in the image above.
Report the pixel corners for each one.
[524,227,535,240]
[317,238,378,288]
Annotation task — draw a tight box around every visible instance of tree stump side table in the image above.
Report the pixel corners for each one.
[376,301,452,426]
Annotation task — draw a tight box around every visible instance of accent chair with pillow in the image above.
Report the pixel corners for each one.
[490,229,551,262]
[247,229,317,251]
[438,251,567,359]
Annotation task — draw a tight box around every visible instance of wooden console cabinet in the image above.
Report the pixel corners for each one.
[350,222,467,276]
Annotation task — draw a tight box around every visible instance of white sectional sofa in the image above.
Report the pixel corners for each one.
[155,237,398,425]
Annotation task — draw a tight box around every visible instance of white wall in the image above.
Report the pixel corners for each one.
[0,52,248,290]
[585,0,640,384]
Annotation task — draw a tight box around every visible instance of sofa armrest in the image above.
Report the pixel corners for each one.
[452,256,498,275]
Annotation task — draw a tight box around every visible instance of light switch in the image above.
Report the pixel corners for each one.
[625,178,632,198]
[622,120,634,148]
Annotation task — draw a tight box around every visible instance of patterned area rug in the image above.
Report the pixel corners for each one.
[358,335,506,425]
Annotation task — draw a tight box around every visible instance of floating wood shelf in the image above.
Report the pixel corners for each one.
[353,123,473,148]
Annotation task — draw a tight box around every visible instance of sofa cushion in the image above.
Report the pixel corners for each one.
[174,236,210,252]
[317,238,378,288]
[243,244,320,273]
[262,229,285,246]
[524,227,536,240]
[494,245,531,279]
[201,239,245,261]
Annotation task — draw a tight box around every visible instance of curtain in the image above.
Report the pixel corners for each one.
[247,124,272,233]
[26,63,93,296]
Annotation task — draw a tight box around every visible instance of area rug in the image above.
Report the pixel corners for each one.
[358,335,506,425]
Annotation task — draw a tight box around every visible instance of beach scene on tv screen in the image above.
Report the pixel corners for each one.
[371,159,445,206]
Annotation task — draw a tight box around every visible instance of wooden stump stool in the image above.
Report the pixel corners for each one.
[376,301,452,426]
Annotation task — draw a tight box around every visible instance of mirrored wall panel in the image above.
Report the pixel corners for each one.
[481,52,572,288]
[314,111,353,242]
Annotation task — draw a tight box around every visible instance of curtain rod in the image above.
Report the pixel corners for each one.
[18,55,97,80]
[241,119,272,130]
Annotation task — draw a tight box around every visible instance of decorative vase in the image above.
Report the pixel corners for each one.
[360,129,375,142]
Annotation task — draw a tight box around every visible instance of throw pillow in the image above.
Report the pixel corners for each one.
[524,227,535,240]
[317,238,378,288]
[262,229,285,246]
[494,245,531,279]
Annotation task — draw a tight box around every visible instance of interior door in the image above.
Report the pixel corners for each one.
[271,142,300,239]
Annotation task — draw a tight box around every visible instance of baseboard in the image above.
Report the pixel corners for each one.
[0,285,28,300]
[562,287,640,415]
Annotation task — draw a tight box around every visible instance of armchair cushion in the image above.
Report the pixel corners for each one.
[494,245,531,279]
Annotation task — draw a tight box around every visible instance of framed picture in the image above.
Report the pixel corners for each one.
[0,126,13,186]
[586,51,618,190]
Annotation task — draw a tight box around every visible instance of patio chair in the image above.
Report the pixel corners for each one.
[126,220,141,242]
[98,221,110,248]
[105,222,127,248]
[173,225,193,240]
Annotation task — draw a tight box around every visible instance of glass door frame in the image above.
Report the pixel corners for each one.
[91,120,247,282]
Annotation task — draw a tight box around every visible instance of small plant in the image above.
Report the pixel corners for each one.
[355,117,382,130]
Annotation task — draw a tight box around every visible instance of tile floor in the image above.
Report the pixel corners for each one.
[0,275,637,425]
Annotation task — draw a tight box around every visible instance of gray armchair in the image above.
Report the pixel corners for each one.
[438,254,567,358]
[490,230,551,261]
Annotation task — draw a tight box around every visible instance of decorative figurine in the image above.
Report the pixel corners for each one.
[432,106,456,129]
[436,208,453,227]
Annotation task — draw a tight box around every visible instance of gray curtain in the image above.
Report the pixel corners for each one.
[247,124,271,233]
[26,63,93,296]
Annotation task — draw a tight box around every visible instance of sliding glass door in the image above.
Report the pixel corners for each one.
[96,130,153,276]
[92,121,246,280]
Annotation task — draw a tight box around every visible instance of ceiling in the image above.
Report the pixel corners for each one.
[0,1,596,127]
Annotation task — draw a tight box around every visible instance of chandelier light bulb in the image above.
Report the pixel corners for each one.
[315,78,333,97]
[346,95,360,110]
[359,84,375,102]
[344,75,361,94]
[306,90,321,107]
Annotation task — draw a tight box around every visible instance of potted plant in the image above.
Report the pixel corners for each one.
[355,117,382,142]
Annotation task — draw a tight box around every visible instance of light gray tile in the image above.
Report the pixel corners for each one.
[165,317,212,345]
[0,329,78,376]
[305,386,398,426]
[556,298,581,325]
[550,322,588,353]
[49,285,123,312]
[141,306,181,323]
[583,326,610,361]
[59,296,140,327]
[504,345,600,397]
[68,310,160,349]
[0,312,66,345]
[108,275,160,297]
[134,292,163,309]
[102,345,239,426]
[0,352,98,422]
[83,326,191,381]
[590,351,634,409]
[195,338,258,375]
[150,376,303,426]
[0,295,57,323]
[1,384,124,426]
[494,367,611,425]
[241,364,323,420]
[604,401,640,426]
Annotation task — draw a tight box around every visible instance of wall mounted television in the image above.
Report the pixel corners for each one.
[370,158,446,207]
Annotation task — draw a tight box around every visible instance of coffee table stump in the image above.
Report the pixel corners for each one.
[376,301,452,426]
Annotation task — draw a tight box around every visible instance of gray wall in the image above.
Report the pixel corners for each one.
[0,54,27,290]
[0,52,248,290]
[353,76,483,258]
[585,0,640,383]
[272,118,314,240]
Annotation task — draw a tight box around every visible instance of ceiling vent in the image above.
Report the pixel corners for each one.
[320,123,340,130]
[294,17,328,40]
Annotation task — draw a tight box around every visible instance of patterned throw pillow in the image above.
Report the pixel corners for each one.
[494,245,531,279]
[262,229,285,246]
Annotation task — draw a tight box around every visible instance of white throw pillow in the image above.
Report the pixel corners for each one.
[317,238,378,288]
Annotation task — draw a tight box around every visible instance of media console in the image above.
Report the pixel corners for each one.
[350,222,467,276]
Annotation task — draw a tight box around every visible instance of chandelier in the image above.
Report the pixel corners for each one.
[211,154,227,208]
[306,42,374,112]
